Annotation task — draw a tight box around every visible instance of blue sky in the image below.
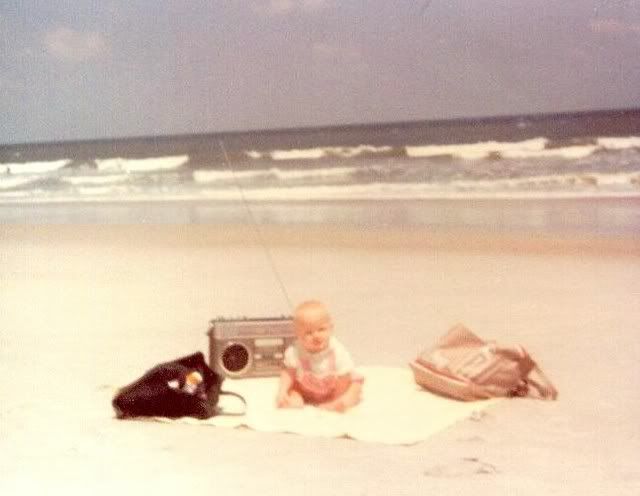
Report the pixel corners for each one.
[1,1,639,144]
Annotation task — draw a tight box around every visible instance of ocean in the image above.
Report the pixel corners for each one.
[1,109,640,235]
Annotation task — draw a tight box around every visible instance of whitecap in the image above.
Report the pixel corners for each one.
[0,159,71,174]
[268,145,392,161]
[597,136,640,150]
[270,149,326,160]
[501,145,598,159]
[405,138,547,160]
[95,155,189,172]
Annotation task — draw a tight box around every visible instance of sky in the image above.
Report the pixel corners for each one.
[1,0,639,144]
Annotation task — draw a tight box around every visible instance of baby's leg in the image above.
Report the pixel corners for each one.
[338,379,363,409]
[321,376,363,412]
[331,376,353,398]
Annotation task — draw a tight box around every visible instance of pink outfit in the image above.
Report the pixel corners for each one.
[283,337,363,402]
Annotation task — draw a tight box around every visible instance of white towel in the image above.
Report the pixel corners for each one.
[154,366,498,445]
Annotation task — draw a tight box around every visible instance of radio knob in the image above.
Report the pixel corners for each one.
[255,353,263,359]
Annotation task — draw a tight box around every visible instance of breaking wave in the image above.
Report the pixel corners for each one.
[244,136,640,161]
[245,145,393,161]
[406,135,640,160]
[406,138,547,160]
[597,136,640,149]
[501,145,598,159]
[95,155,189,172]
[1,130,639,205]
[0,159,71,175]
[240,135,640,163]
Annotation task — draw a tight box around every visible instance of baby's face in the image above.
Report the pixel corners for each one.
[295,308,333,353]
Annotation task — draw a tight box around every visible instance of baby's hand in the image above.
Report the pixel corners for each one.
[276,391,304,409]
[276,391,289,408]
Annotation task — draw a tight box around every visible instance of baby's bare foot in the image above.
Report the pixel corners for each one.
[319,400,345,412]
[278,391,304,409]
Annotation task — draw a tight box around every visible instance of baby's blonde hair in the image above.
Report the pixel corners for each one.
[293,300,329,322]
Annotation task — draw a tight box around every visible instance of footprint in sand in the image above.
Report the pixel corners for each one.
[423,457,499,478]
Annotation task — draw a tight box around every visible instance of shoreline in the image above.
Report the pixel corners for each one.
[1,193,640,205]
[1,196,639,239]
[2,222,638,257]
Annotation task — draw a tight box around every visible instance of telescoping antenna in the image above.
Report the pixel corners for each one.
[218,140,293,312]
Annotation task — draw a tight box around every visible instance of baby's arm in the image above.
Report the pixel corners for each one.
[276,369,304,408]
[276,346,305,408]
[276,369,293,406]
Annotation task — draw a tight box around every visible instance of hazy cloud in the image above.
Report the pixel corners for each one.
[589,18,640,35]
[2,2,639,143]
[44,27,108,63]
[251,0,329,16]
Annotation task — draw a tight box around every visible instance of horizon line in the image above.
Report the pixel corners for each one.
[2,105,639,149]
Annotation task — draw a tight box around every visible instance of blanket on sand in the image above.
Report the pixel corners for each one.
[149,366,498,445]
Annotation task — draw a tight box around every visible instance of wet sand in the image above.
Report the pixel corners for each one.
[0,224,638,495]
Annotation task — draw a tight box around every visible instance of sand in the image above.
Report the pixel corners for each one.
[0,223,639,495]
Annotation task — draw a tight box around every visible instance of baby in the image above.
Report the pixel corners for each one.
[276,300,363,412]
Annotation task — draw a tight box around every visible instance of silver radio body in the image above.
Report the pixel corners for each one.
[207,316,295,379]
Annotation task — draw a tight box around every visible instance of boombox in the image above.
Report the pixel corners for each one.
[207,316,295,379]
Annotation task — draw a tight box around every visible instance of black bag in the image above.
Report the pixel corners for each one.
[112,352,246,419]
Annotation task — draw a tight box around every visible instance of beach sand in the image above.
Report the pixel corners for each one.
[0,223,638,495]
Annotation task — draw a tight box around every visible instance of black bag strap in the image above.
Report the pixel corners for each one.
[524,365,558,400]
[215,390,248,416]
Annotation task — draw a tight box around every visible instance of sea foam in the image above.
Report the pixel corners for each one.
[95,155,189,172]
[196,174,640,201]
[0,175,42,190]
[267,145,392,161]
[61,174,130,185]
[405,138,547,159]
[501,145,598,159]
[193,166,357,183]
[597,136,640,149]
[0,159,71,175]
[193,169,269,183]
